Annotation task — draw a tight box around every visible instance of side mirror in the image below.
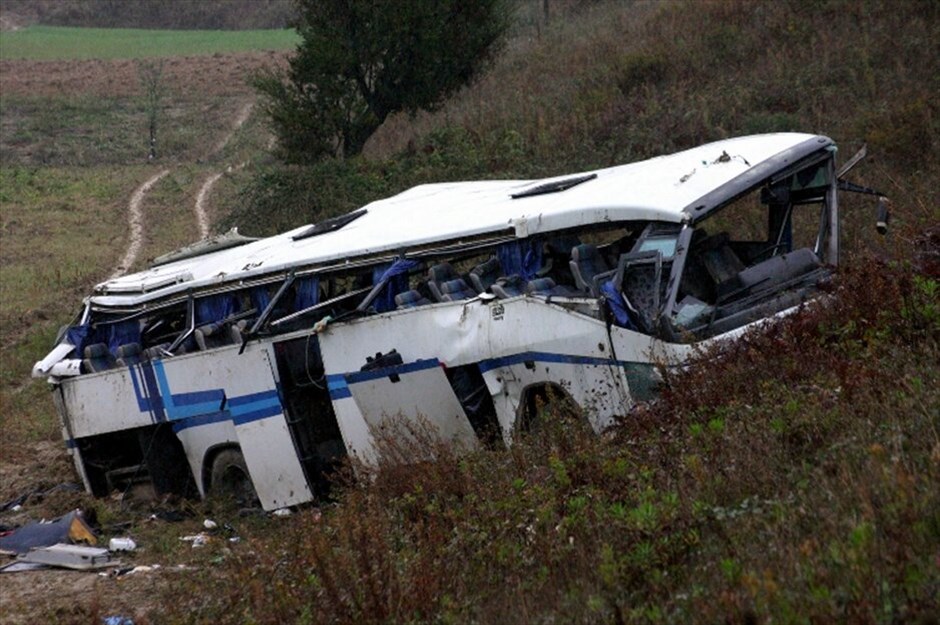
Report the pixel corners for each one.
[876,197,890,235]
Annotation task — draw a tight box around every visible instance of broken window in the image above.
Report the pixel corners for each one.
[668,159,834,339]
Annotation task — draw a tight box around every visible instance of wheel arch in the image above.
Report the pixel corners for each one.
[201,442,243,495]
[516,381,584,433]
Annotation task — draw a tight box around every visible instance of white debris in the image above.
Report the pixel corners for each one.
[108,537,137,552]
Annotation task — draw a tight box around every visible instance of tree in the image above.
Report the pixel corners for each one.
[255,0,511,163]
[137,59,165,161]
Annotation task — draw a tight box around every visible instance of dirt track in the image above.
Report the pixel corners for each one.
[193,101,255,238]
[110,169,170,279]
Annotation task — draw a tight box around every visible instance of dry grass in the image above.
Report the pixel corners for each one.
[157,232,938,625]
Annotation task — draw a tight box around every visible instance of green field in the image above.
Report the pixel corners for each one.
[0,25,299,60]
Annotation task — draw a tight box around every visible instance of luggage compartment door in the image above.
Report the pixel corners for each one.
[344,359,479,452]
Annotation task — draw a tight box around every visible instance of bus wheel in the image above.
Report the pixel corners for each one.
[210,448,258,507]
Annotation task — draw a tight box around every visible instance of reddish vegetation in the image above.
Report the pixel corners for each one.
[0,51,287,99]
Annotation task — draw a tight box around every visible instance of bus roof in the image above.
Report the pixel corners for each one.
[92,133,824,307]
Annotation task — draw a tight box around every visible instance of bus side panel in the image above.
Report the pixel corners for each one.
[173,420,237,497]
[60,342,312,510]
[482,298,635,434]
[319,297,640,446]
[152,344,312,510]
[60,367,159,438]
[345,361,478,451]
[328,397,376,465]
[481,358,632,437]
[53,385,93,494]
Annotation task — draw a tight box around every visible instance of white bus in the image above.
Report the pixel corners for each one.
[33,133,852,510]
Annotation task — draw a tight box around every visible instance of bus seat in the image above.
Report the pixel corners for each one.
[526,277,580,297]
[526,277,557,296]
[490,275,526,299]
[194,322,231,351]
[468,256,501,293]
[115,343,143,367]
[469,256,500,293]
[142,343,170,360]
[717,248,821,302]
[427,262,460,301]
[81,343,115,373]
[698,232,745,285]
[440,278,477,302]
[395,290,432,309]
[570,244,610,296]
[229,319,248,344]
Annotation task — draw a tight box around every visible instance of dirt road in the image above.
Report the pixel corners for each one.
[109,169,170,279]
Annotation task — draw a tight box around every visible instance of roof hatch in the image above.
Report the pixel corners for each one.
[511,173,597,199]
[292,209,367,241]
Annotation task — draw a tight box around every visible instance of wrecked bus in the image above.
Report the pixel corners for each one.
[33,133,851,510]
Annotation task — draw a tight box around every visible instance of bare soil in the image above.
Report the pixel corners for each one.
[0,440,219,624]
[0,442,158,623]
[0,50,287,99]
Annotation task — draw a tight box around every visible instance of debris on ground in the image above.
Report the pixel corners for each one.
[180,533,209,548]
[0,560,49,573]
[0,483,82,513]
[108,537,137,552]
[14,543,118,571]
[0,509,96,555]
[102,564,161,578]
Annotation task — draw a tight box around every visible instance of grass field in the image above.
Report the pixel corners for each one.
[0,25,299,60]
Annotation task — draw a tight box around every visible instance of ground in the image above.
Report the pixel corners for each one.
[0,49,278,623]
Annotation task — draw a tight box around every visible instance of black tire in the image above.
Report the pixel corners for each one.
[209,448,258,507]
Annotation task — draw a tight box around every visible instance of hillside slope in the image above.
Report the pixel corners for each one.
[227,0,938,251]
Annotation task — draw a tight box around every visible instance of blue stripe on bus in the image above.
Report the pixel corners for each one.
[478,351,624,373]
[230,390,282,425]
[171,411,230,433]
[232,403,284,425]
[129,361,166,423]
[327,374,351,400]
[151,360,230,420]
[228,389,279,407]
[343,358,440,384]
[326,358,440,400]
[173,389,225,407]
[171,397,283,433]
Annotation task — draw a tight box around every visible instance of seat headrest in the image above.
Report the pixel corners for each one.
[115,343,141,358]
[571,243,598,262]
[471,256,500,277]
[428,262,458,284]
[83,343,111,359]
[441,278,473,296]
